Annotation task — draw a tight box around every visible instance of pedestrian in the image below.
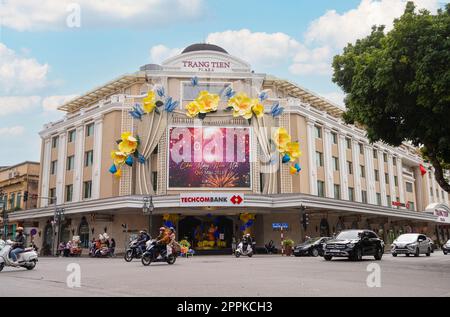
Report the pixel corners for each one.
[110,238,116,257]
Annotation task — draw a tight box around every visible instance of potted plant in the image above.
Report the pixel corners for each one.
[282,239,295,256]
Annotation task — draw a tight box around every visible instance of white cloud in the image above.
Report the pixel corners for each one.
[0,96,42,117]
[320,91,346,108]
[0,0,205,31]
[0,126,26,137]
[42,95,78,112]
[150,45,182,64]
[305,0,439,49]
[0,43,49,94]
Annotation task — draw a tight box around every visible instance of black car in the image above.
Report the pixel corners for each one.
[323,230,384,261]
[294,237,331,257]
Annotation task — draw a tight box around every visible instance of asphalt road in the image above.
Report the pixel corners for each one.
[1,252,449,297]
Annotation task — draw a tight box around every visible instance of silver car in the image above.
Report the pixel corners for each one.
[391,234,432,257]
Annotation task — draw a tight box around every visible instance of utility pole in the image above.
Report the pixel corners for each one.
[0,190,6,240]
[143,196,154,237]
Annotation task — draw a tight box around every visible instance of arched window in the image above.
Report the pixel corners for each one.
[43,222,53,256]
[78,217,90,248]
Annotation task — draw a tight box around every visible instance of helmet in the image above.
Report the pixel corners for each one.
[246,233,250,237]
[159,227,165,231]
[170,227,175,232]
[16,227,24,232]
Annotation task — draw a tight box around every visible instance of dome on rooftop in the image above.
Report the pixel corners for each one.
[182,43,228,54]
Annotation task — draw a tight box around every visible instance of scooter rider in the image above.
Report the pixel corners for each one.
[137,230,150,252]
[10,227,26,263]
[242,233,253,253]
[155,227,170,257]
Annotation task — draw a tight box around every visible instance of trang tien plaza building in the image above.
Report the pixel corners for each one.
[7,44,450,255]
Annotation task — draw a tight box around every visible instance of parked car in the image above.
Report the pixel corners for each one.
[294,237,331,257]
[443,240,450,255]
[391,234,432,257]
[323,230,384,261]
[426,237,435,253]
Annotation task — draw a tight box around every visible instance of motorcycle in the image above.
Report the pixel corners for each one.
[0,240,38,272]
[235,241,254,258]
[89,246,112,258]
[141,240,176,266]
[124,239,145,262]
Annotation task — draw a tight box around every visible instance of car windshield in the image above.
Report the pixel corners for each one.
[335,231,362,240]
[304,237,321,244]
[396,234,418,243]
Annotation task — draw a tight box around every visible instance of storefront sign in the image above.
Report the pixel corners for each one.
[392,201,410,209]
[272,223,289,229]
[168,127,251,189]
[182,60,231,72]
[179,193,245,207]
[435,208,450,224]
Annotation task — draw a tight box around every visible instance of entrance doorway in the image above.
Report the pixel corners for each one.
[178,216,234,254]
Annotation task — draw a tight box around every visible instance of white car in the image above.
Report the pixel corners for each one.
[391,234,432,257]
[443,240,450,255]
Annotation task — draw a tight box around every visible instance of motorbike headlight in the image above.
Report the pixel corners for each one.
[346,243,355,249]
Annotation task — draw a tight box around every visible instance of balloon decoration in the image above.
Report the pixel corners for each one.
[240,213,256,234]
[163,214,179,228]
[272,128,302,175]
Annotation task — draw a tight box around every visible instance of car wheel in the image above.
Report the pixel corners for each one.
[324,255,333,261]
[406,253,410,257]
[392,253,397,257]
[444,251,448,255]
[426,248,431,257]
[352,248,363,261]
[310,248,319,257]
[414,248,420,257]
[374,248,383,260]
[0,262,4,272]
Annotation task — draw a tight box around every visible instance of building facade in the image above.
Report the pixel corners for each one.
[9,44,450,254]
[0,161,40,240]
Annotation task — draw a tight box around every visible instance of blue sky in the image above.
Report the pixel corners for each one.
[0,0,446,165]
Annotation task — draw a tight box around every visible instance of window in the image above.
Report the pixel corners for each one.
[316,152,323,167]
[346,138,352,149]
[51,136,59,148]
[67,156,75,171]
[359,143,364,155]
[373,150,378,159]
[332,157,339,171]
[406,182,413,193]
[430,188,434,196]
[348,187,355,202]
[347,161,353,175]
[83,181,92,199]
[68,130,76,143]
[387,195,392,207]
[86,123,94,137]
[394,176,398,186]
[152,172,158,193]
[436,189,439,198]
[51,160,57,175]
[374,170,379,182]
[182,82,230,101]
[442,191,445,199]
[78,217,90,249]
[360,165,366,178]
[376,193,382,206]
[362,190,368,204]
[49,188,56,204]
[9,193,15,209]
[393,157,397,166]
[331,132,338,144]
[383,153,388,162]
[409,201,415,211]
[334,184,341,200]
[385,173,389,184]
[314,126,322,139]
[317,181,325,198]
[85,151,94,167]
[65,185,73,202]
[16,192,22,209]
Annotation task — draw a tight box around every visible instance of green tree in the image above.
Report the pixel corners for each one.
[333,2,450,192]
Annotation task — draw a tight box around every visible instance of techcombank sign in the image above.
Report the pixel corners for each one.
[179,193,245,207]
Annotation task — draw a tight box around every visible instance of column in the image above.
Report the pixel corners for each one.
[388,153,396,206]
[364,145,376,204]
[413,167,423,212]
[397,158,405,205]
[377,150,387,206]
[55,131,67,205]
[424,165,432,205]
[40,138,52,208]
[92,116,103,200]
[306,120,317,196]
[338,134,349,200]
[352,140,362,202]
[323,127,334,198]
[431,169,437,204]
[72,124,85,202]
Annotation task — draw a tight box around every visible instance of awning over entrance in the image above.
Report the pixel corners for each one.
[425,203,450,224]
[8,194,438,224]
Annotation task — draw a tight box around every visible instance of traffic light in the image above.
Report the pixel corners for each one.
[23,191,29,202]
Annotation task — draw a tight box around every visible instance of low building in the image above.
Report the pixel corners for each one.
[9,44,450,255]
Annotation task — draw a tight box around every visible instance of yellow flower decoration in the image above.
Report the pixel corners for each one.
[273,128,291,153]
[111,151,127,166]
[290,166,298,175]
[229,93,253,119]
[185,101,201,118]
[285,142,301,160]
[118,132,138,154]
[143,91,156,114]
[251,101,265,118]
[114,169,122,178]
[196,91,220,113]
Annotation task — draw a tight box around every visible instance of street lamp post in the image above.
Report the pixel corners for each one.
[143,196,154,237]
[0,199,6,241]
[53,206,65,256]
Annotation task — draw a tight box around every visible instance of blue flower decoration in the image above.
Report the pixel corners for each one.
[271,102,285,117]
[138,154,146,164]
[282,154,291,164]
[224,86,236,99]
[294,163,302,173]
[165,97,179,113]
[191,76,199,87]
[125,155,134,167]
[156,86,165,98]
[109,164,117,174]
[129,103,145,120]
[258,91,269,102]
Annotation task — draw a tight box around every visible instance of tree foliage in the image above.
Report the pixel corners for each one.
[333,2,450,192]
